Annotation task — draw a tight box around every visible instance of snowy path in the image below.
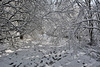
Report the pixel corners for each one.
[0,40,100,67]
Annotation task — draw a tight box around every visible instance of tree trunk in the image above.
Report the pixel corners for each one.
[86,0,94,45]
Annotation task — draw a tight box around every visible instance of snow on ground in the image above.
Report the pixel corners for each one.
[0,36,100,67]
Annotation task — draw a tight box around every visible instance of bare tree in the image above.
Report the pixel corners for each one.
[73,0,100,45]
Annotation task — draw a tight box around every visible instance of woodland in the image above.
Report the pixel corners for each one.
[0,0,100,67]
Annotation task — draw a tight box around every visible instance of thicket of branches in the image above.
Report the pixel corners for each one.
[74,0,100,45]
[0,0,100,49]
[0,0,44,46]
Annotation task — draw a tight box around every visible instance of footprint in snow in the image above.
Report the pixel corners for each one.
[17,62,22,67]
[9,62,14,65]
[40,60,43,63]
[12,64,16,67]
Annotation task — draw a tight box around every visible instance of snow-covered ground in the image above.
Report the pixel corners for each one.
[0,36,100,67]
